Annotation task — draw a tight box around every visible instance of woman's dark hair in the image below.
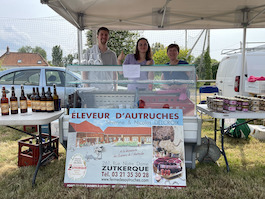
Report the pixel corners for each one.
[134,38,152,61]
[167,44,180,53]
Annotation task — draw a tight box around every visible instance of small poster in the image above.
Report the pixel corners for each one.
[64,108,186,188]
[122,64,140,78]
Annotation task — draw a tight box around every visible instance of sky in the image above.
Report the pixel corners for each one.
[1,0,265,62]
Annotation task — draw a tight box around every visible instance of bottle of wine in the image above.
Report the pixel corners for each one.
[31,87,36,112]
[1,86,9,115]
[40,87,47,112]
[10,86,18,114]
[20,85,28,113]
[53,84,59,111]
[46,87,54,112]
[35,87,41,112]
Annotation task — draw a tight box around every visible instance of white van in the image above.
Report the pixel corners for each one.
[216,51,265,97]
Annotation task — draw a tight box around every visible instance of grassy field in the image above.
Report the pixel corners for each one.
[0,120,265,199]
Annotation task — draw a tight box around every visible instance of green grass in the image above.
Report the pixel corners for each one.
[0,121,265,199]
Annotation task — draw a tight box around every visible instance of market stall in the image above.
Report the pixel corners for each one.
[58,64,201,187]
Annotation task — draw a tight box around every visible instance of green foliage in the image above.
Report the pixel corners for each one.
[204,47,212,81]
[63,54,74,66]
[151,42,165,54]
[211,59,219,79]
[153,47,194,65]
[153,48,169,65]
[115,141,139,147]
[18,46,47,60]
[86,30,140,57]
[0,60,5,71]
[52,45,63,67]
[193,56,202,77]
[194,50,219,80]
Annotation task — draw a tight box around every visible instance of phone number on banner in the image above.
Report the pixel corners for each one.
[102,171,150,178]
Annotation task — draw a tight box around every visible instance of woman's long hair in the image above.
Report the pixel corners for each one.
[134,38,152,61]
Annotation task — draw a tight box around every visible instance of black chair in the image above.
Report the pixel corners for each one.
[198,86,219,120]
[199,86,219,104]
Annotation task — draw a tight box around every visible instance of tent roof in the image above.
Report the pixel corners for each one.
[42,0,265,30]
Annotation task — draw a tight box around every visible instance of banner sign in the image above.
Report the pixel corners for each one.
[64,108,186,188]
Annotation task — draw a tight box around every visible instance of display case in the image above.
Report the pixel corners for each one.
[61,64,201,168]
[65,64,197,115]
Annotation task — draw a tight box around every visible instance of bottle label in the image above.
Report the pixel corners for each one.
[35,100,41,110]
[10,101,18,110]
[41,101,46,111]
[20,100,28,109]
[47,101,54,111]
[1,103,9,113]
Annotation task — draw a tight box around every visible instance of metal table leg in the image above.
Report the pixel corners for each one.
[32,123,57,186]
[214,118,217,141]
[220,119,230,172]
[32,125,43,186]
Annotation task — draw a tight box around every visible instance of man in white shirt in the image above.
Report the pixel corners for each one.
[85,27,118,90]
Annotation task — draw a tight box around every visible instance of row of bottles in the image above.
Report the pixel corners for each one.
[1,85,27,115]
[31,85,59,113]
[1,84,60,116]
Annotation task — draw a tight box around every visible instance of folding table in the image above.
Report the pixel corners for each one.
[197,104,265,171]
[0,109,64,186]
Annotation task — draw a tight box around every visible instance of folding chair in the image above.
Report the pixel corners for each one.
[198,86,219,120]
[199,86,219,104]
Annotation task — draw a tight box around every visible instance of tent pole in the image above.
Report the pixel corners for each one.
[186,29,205,59]
[77,29,83,63]
[208,29,210,56]
[199,30,208,79]
[240,27,247,96]
[240,8,249,96]
[185,30,187,50]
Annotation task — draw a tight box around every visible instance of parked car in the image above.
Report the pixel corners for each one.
[0,66,81,107]
[216,50,265,97]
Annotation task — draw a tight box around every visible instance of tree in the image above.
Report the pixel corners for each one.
[86,30,140,57]
[204,47,212,81]
[33,46,47,60]
[153,47,194,65]
[151,42,165,54]
[211,59,219,79]
[18,46,47,60]
[63,54,74,66]
[153,48,169,65]
[52,45,63,67]
[194,53,219,80]
[18,46,33,53]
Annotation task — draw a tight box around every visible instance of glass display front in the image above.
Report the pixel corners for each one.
[65,65,197,116]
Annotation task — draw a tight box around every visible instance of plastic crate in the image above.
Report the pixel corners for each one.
[18,134,59,167]
[139,96,195,116]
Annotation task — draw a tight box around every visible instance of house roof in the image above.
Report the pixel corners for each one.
[69,121,151,136]
[69,121,104,133]
[0,47,49,67]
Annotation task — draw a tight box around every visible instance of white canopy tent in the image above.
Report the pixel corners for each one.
[41,0,265,94]
[41,0,265,30]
